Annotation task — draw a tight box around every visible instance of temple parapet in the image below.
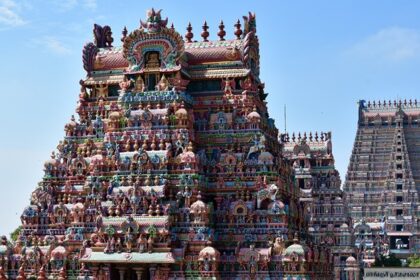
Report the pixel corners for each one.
[358,99,420,126]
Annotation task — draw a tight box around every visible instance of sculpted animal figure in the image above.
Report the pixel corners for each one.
[243,12,256,35]
[93,24,113,48]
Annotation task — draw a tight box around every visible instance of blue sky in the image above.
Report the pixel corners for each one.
[1,0,420,235]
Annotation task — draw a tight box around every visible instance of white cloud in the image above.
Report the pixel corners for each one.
[347,27,420,62]
[83,0,96,9]
[53,0,77,11]
[0,0,17,8]
[37,36,72,55]
[51,0,97,11]
[0,0,26,27]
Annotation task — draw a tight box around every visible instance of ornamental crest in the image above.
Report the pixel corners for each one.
[140,8,168,33]
[123,9,184,72]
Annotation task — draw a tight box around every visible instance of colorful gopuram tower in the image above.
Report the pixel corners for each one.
[344,100,420,265]
[282,132,356,279]
[0,9,333,280]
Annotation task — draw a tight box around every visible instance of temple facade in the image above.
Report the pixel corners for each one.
[344,100,420,265]
[282,132,357,280]
[0,9,340,280]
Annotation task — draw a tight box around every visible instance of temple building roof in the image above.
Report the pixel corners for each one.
[90,39,246,71]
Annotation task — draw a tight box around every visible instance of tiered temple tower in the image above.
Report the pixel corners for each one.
[344,100,420,264]
[0,9,333,280]
[282,132,356,279]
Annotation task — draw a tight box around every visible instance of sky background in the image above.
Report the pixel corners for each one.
[1,0,420,235]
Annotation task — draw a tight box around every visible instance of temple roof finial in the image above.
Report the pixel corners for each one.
[201,21,209,42]
[185,22,193,43]
[121,26,127,42]
[218,20,226,41]
[234,19,242,40]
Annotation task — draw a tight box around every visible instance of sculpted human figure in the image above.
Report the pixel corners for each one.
[104,237,111,254]
[137,234,147,253]
[134,75,145,92]
[147,236,154,253]
[222,78,234,95]
[183,186,192,207]
[115,237,122,253]
[119,76,132,93]
[269,237,285,256]
[156,75,169,91]
[96,82,108,98]
[145,52,160,69]
[125,227,135,253]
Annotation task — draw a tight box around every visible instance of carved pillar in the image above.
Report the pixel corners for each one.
[355,268,360,280]
[136,271,142,280]
[149,265,156,279]
[91,266,99,280]
[334,267,340,280]
[214,196,223,210]
[349,270,354,280]
[116,267,126,280]
[132,267,145,280]
[160,266,170,279]
[101,265,111,280]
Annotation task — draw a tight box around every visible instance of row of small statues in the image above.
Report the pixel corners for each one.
[103,234,156,254]
[119,74,171,93]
